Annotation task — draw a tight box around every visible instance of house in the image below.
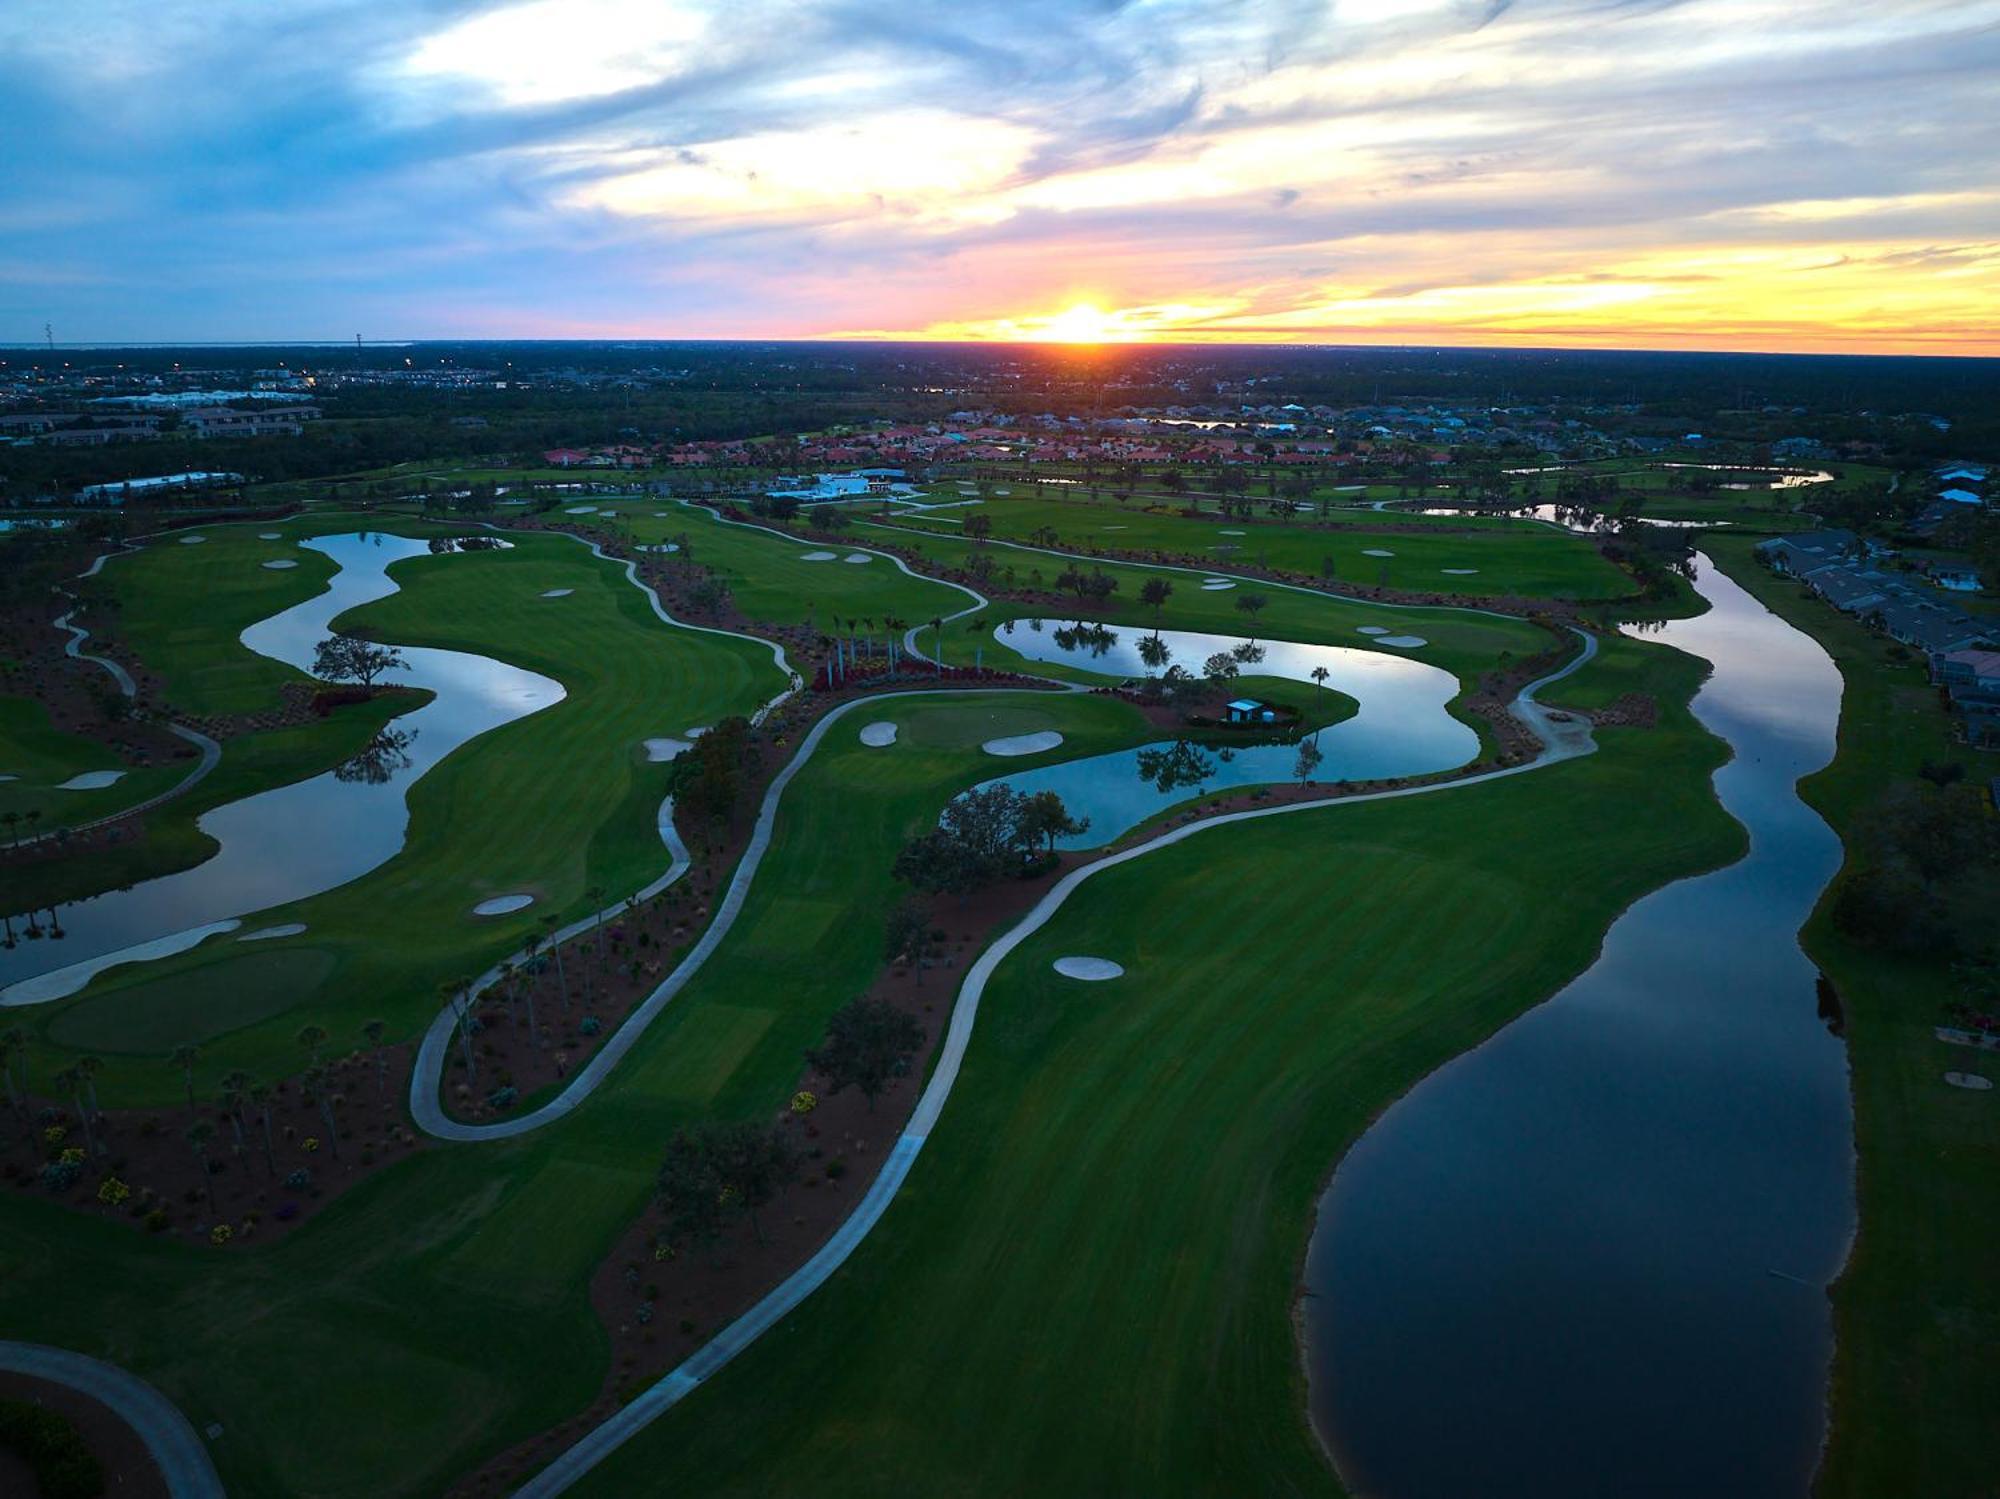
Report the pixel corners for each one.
[1933,649,2000,695]
[542,448,590,467]
[1873,600,1987,654]
[1805,568,1892,615]
[1755,530,1857,574]
[1223,698,1276,724]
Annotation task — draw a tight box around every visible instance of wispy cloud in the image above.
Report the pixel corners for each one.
[0,0,1996,349]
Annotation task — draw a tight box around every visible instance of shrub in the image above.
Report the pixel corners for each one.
[210,1224,234,1246]
[824,1158,847,1180]
[37,1160,82,1193]
[96,1177,131,1207]
[789,1090,817,1116]
[284,1168,313,1191]
[143,1208,171,1233]
[486,1086,519,1111]
[0,1399,104,1499]
[579,1017,603,1037]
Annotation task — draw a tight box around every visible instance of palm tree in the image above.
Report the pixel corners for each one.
[218,1070,253,1159]
[297,1024,328,1067]
[55,1067,96,1160]
[0,1029,26,1136]
[539,915,571,1013]
[167,1043,201,1116]
[75,1054,105,1139]
[1310,666,1331,741]
[302,1066,341,1160]
[442,979,479,1086]
[248,1083,277,1175]
[185,1121,217,1217]
[361,1020,389,1096]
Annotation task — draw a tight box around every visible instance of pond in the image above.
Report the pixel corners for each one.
[967,620,1478,846]
[1,533,563,1004]
[1303,554,1854,1498]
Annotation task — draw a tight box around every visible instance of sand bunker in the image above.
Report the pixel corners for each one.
[1220,529,1246,536]
[1378,635,1428,648]
[262,559,298,570]
[800,551,838,562]
[1945,1072,1993,1090]
[843,552,873,564]
[1103,524,1127,530]
[859,722,899,747]
[540,588,573,598]
[1363,548,1395,557]
[685,725,710,738]
[238,923,307,943]
[259,531,282,540]
[1442,568,1479,575]
[983,730,1064,757]
[178,535,206,545]
[0,774,17,783]
[57,770,127,790]
[1053,956,1125,981]
[1201,580,1236,591]
[644,737,692,762]
[472,894,535,917]
[1356,625,1391,636]
[565,505,598,514]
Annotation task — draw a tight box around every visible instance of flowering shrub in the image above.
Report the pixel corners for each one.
[301,1136,320,1154]
[210,1224,233,1246]
[284,1168,312,1190]
[97,1177,132,1206]
[58,1147,85,1167]
[42,1124,66,1145]
[790,1091,818,1115]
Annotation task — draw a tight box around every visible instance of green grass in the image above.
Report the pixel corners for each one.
[0,695,183,830]
[1706,538,1999,1499]
[556,634,1739,1498]
[886,489,1634,601]
[0,689,1154,1497]
[594,498,975,629]
[20,529,784,1101]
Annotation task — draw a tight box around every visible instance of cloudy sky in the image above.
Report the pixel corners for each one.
[4,0,1998,351]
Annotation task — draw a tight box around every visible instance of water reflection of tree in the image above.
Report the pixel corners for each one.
[1053,620,1118,657]
[1135,739,1217,795]
[334,727,419,785]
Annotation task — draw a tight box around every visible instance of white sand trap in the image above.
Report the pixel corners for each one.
[843,552,873,564]
[57,770,127,790]
[1054,955,1124,981]
[1201,580,1236,591]
[0,774,17,783]
[800,551,838,562]
[1378,635,1428,648]
[995,487,1013,494]
[565,505,598,514]
[1945,1071,1993,1090]
[473,894,535,917]
[259,531,282,540]
[1220,529,1246,535]
[1363,548,1396,557]
[643,736,692,762]
[1442,568,1479,575]
[685,725,710,738]
[540,587,573,598]
[1103,524,1127,530]
[262,559,298,570]
[238,923,307,943]
[859,722,899,747]
[1356,625,1391,636]
[178,535,206,545]
[983,730,1064,757]
[653,511,670,517]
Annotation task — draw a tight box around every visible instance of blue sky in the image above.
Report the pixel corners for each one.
[4,0,1998,350]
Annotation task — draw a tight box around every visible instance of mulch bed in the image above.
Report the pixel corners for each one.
[1,1042,424,1249]
[446,858,1078,1499]
[0,1371,171,1499]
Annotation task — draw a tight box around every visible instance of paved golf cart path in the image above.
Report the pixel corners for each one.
[8,539,224,851]
[509,627,1598,1496]
[0,1341,225,1498]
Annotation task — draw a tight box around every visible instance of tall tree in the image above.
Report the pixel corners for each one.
[805,998,925,1111]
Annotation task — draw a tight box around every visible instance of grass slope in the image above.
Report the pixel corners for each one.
[554,636,1738,1499]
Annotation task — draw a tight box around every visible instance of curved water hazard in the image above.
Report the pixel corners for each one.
[974,620,1478,845]
[2,533,563,1004]
[1304,555,1854,1498]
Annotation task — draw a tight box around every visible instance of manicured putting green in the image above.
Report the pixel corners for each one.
[898,703,1058,750]
[48,947,338,1052]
